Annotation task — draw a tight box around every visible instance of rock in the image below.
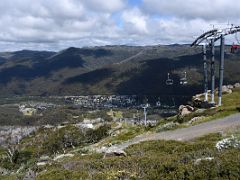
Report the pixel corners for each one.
[53,154,74,161]
[179,105,194,112]
[234,83,240,88]
[221,85,232,94]
[57,125,66,129]
[19,107,37,116]
[104,148,127,157]
[75,123,94,129]
[37,162,47,166]
[96,146,108,153]
[157,122,179,132]
[23,169,36,180]
[179,105,194,116]
[83,118,104,124]
[39,155,50,162]
[192,98,205,108]
[180,108,191,116]
[194,157,214,165]
[227,85,234,89]
[188,116,205,125]
[43,125,54,129]
[0,167,9,176]
[186,105,194,111]
[193,93,204,99]
[110,130,121,137]
[195,109,206,114]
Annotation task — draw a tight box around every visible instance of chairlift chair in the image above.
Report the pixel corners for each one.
[156,101,161,107]
[231,32,240,53]
[231,44,240,53]
[180,71,188,85]
[166,73,174,85]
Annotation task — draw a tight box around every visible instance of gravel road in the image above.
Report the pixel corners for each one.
[108,113,240,151]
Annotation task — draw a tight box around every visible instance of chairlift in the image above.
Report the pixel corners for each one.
[231,33,240,53]
[156,101,161,107]
[166,73,174,85]
[231,44,240,53]
[180,71,188,85]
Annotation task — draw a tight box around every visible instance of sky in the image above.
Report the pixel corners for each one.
[0,0,240,51]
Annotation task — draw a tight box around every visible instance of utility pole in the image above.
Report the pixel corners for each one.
[210,39,215,104]
[218,34,225,106]
[202,43,208,102]
[143,104,149,126]
[143,107,147,126]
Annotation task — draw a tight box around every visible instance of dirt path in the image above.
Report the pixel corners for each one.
[107,113,240,151]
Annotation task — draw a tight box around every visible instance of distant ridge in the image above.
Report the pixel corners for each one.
[0,45,239,96]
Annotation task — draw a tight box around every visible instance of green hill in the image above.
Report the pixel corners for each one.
[0,45,239,96]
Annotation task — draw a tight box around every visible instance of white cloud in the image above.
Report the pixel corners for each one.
[0,0,239,51]
[122,8,149,35]
[0,0,122,45]
[143,0,240,21]
[83,0,126,12]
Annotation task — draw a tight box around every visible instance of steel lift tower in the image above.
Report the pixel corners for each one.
[191,25,240,106]
[191,29,218,104]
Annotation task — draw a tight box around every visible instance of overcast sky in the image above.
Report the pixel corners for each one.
[0,0,240,51]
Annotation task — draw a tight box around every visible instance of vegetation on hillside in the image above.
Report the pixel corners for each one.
[0,45,239,96]
[176,87,240,125]
[7,132,239,179]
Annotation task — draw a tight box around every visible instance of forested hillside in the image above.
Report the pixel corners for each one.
[0,45,239,96]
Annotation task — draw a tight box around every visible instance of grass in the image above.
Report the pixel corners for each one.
[205,88,240,117]
[34,130,240,179]
[96,123,148,147]
[0,175,18,180]
[1,88,240,179]
[203,88,240,121]
[169,88,240,126]
[93,88,240,148]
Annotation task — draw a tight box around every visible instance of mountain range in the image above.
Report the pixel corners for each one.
[0,45,239,96]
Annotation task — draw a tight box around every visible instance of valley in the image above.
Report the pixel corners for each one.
[0,45,239,179]
[0,84,239,179]
[0,45,239,96]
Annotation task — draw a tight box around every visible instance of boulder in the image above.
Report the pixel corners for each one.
[193,93,204,99]
[53,153,74,161]
[221,85,232,94]
[179,105,194,116]
[104,148,127,157]
[23,169,36,180]
[157,122,179,132]
[0,167,9,176]
[179,105,194,111]
[234,83,240,88]
[194,157,214,165]
[194,109,206,114]
[37,162,47,166]
[188,116,205,125]
[192,98,204,108]
[80,123,94,129]
[227,85,234,89]
[180,108,191,116]
[39,155,50,162]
